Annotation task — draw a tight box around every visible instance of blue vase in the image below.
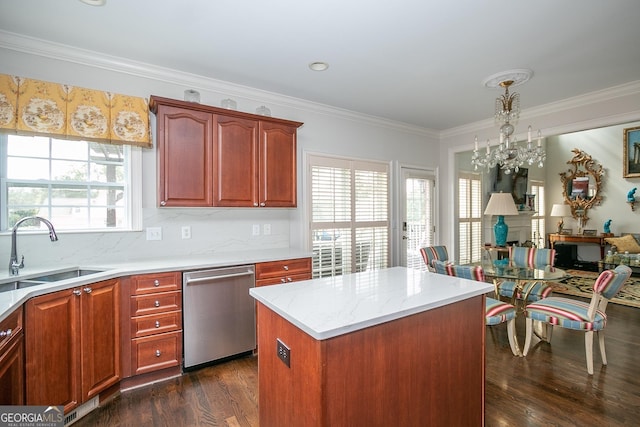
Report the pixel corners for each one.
[494,215,508,247]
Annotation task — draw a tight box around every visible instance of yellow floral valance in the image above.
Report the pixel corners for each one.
[0,74,151,148]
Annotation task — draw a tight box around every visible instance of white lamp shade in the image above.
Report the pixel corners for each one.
[550,203,572,217]
[484,192,519,216]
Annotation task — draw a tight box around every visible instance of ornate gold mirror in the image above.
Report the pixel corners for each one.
[559,148,604,227]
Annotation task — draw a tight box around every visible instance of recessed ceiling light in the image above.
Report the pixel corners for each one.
[309,61,329,72]
[79,0,106,6]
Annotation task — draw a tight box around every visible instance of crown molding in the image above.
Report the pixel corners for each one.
[442,80,640,139]
[0,30,435,138]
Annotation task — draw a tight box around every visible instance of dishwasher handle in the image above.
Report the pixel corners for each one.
[185,270,254,285]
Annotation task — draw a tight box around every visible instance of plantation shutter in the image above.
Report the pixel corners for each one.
[458,171,483,264]
[309,154,390,278]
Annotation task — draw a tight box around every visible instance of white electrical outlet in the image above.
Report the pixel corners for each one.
[263,224,271,235]
[252,224,260,236]
[181,226,191,239]
[146,227,162,241]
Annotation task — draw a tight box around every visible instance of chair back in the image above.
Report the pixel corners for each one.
[594,265,632,300]
[420,246,449,271]
[509,247,556,268]
[432,260,485,282]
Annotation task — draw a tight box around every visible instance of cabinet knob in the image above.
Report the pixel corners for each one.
[154,280,160,287]
[160,201,166,206]
[83,287,92,294]
[155,320,161,328]
[73,289,82,296]
[287,277,292,282]
[253,202,259,207]
[283,265,289,271]
[280,278,286,283]
[154,300,160,307]
[156,350,161,357]
[0,328,11,338]
[260,202,266,207]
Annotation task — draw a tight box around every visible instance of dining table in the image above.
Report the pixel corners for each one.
[482,263,569,310]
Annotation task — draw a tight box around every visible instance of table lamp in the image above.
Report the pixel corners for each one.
[550,203,572,234]
[484,192,519,247]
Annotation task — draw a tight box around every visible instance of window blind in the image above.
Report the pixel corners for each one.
[308,155,390,278]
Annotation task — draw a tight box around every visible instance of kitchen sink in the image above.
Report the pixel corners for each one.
[27,268,105,282]
[0,268,108,293]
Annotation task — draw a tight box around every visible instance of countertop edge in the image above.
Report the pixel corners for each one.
[0,248,312,323]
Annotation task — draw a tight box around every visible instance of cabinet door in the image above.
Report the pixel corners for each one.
[259,121,297,207]
[157,105,214,207]
[214,115,259,206]
[26,289,81,413]
[80,279,121,401]
[0,334,24,405]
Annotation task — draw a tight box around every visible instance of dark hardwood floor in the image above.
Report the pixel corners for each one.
[76,296,640,427]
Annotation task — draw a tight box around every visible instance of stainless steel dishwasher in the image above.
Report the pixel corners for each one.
[183,265,256,369]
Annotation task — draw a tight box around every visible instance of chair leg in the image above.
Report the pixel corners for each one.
[585,331,594,375]
[506,318,521,357]
[598,331,607,366]
[523,318,533,356]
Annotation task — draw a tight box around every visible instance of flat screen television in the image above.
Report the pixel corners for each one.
[490,166,528,205]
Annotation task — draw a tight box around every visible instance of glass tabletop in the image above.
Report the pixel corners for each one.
[483,265,567,281]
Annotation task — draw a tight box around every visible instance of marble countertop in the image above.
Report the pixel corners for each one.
[249,266,493,340]
[0,248,311,322]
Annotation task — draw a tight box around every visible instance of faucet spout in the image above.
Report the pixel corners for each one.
[9,216,58,276]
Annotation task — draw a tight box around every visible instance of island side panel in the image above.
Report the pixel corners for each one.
[257,302,324,427]
[257,295,486,427]
[323,295,485,426]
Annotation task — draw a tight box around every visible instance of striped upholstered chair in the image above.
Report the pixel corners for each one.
[432,260,521,356]
[495,246,556,305]
[523,264,632,375]
[419,246,449,272]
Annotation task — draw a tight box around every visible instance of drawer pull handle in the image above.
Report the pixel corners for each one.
[280,278,286,283]
[287,277,292,282]
[156,350,161,357]
[154,300,160,307]
[283,265,289,271]
[154,280,160,287]
[0,328,12,338]
[155,321,160,328]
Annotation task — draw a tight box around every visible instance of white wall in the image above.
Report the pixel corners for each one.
[0,45,438,268]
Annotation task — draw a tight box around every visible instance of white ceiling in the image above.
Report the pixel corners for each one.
[1,0,639,131]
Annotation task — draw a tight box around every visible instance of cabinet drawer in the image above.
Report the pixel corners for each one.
[130,291,182,316]
[131,311,182,338]
[256,272,312,286]
[0,307,23,353]
[255,258,311,279]
[130,272,181,295]
[131,331,182,375]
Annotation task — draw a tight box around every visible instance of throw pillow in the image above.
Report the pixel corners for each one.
[605,234,640,254]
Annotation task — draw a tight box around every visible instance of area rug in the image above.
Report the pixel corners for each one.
[547,269,640,308]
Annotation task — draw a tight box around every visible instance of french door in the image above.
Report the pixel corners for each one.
[400,167,436,270]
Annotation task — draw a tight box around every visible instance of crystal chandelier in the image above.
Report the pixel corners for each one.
[471,70,545,175]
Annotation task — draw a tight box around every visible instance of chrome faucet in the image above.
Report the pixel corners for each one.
[9,216,58,276]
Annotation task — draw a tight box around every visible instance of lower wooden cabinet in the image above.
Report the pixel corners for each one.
[0,306,24,405]
[25,279,120,413]
[121,272,182,380]
[255,258,312,286]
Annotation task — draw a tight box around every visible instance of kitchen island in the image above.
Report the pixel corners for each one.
[250,266,493,427]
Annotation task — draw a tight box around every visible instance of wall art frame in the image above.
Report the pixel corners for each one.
[623,126,640,178]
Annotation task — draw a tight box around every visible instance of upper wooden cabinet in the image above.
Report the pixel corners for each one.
[150,96,303,208]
